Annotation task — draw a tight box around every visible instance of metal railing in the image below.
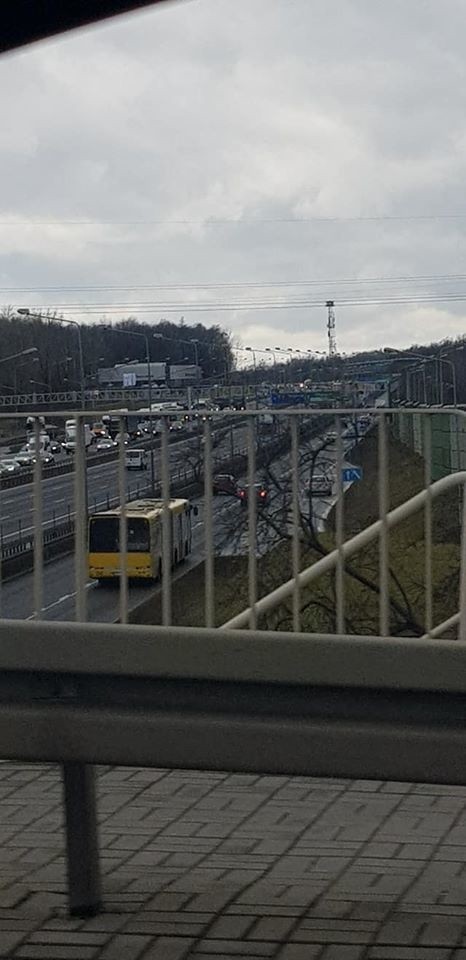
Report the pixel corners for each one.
[0,404,464,634]
[1,404,466,916]
[4,621,466,913]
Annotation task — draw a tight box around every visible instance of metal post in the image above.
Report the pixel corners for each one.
[76,326,86,410]
[74,418,87,622]
[378,412,390,636]
[204,419,214,627]
[290,417,300,632]
[247,418,257,628]
[32,418,43,619]
[118,419,128,624]
[161,417,171,625]
[62,764,101,917]
[424,415,433,635]
[145,337,155,494]
[335,414,345,633]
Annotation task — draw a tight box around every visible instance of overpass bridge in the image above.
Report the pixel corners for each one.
[0,404,465,915]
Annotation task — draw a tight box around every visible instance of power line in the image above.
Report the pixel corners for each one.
[4,272,466,295]
[14,292,466,315]
[2,214,466,226]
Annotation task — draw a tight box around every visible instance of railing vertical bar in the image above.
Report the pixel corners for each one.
[290,416,300,632]
[247,417,257,629]
[74,417,87,623]
[424,414,433,635]
[118,418,128,625]
[203,419,215,627]
[459,483,466,642]
[161,416,172,626]
[32,417,44,619]
[378,410,390,636]
[335,414,345,633]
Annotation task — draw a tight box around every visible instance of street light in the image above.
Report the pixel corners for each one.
[103,326,156,494]
[30,378,50,391]
[17,309,86,409]
[0,346,38,366]
[153,332,200,377]
[383,348,457,405]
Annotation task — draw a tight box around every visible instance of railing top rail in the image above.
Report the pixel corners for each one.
[0,405,463,421]
[2,620,466,693]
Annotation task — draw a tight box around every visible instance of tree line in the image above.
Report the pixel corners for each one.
[0,311,234,394]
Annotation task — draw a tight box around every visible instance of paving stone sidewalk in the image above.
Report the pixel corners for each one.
[1,765,466,957]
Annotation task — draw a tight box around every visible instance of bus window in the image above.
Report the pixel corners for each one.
[89,517,150,553]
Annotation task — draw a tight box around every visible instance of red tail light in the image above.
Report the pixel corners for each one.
[240,490,245,498]
[260,490,266,498]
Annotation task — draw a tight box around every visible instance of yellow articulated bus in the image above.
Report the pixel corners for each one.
[88,498,194,583]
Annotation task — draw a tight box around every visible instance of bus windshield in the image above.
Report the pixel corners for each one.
[89,517,150,553]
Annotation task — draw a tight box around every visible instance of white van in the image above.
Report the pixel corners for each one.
[125,449,148,470]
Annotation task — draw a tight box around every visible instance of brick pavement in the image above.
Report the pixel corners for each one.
[1,767,466,957]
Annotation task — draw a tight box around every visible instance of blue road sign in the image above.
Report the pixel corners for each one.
[342,466,363,483]
[270,392,307,406]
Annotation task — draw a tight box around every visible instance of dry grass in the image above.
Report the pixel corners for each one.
[132,430,461,635]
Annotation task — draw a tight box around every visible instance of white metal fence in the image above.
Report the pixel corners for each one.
[0,405,465,638]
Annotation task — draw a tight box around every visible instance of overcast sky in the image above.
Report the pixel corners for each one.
[1,0,466,359]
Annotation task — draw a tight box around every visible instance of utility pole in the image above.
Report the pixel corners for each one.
[326,301,337,357]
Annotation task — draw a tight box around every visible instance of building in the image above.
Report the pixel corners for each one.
[97,363,201,388]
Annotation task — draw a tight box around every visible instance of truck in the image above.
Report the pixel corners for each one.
[63,419,93,454]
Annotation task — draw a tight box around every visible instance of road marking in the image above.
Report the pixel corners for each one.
[26,581,96,619]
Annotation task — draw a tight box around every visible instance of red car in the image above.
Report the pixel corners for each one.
[238,482,268,507]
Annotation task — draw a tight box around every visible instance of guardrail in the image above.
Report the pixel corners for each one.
[2,621,466,914]
[1,404,466,919]
[0,414,243,491]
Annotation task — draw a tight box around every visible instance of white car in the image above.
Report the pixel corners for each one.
[96,437,117,452]
[0,459,21,475]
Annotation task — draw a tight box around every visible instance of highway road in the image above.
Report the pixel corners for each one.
[0,424,363,622]
[0,420,248,542]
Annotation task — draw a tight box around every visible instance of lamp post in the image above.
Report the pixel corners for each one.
[0,346,38,366]
[153,333,200,386]
[383,348,457,405]
[103,326,155,495]
[17,310,86,409]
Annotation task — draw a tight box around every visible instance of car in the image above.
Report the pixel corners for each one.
[0,459,21,475]
[49,440,62,454]
[15,450,34,468]
[309,474,333,497]
[212,474,238,496]
[38,452,55,465]
[96,437,117,452]
[91,421,107,438]
[125,449,148,470]
[115,432,130,446]
[238,482,268,507]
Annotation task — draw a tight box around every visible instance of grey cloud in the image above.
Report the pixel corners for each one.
[0,0,466,351]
